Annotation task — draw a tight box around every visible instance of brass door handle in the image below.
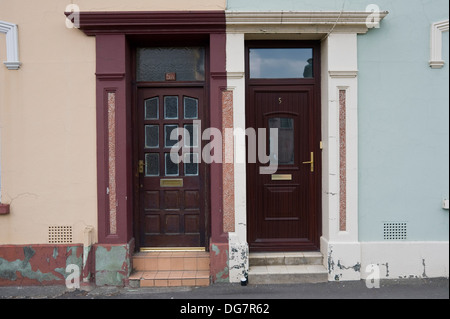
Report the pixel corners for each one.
[302,152,314,172]
[138,160,145,174]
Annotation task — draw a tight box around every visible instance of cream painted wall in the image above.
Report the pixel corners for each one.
[0,0,98,244]
[0,0,226,245]
[73,0,226,11]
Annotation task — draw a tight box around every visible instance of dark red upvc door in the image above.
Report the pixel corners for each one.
[246,41,321,252]
[137,87,207,248]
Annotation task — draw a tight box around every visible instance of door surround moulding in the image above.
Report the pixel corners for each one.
[429,19,449,69]
[225,11,389,35]
[225,12,389,282]
[0,20,21,70]
[67,11,227,247]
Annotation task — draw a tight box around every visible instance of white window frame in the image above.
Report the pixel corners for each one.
[430,19,449,69]
[0,20,21,70]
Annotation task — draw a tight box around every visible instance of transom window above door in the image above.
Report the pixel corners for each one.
[136,47,205,82]
[249,48,314,79]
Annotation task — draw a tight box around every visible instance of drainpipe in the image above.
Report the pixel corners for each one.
[82,226,95,286]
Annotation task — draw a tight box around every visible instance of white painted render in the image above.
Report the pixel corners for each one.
[226,12,372,282]
[225,10,449,282]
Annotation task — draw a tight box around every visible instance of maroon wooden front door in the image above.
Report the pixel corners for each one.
[137,87,207,248]
[246,86,321,252]
[246,42,321,252]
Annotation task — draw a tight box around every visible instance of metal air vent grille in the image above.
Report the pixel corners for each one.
[383,222,407,240]
[48,226,73,244]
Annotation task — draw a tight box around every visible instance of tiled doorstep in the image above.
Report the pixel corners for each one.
[248,264,328,284]
[133,252,210,272]
[129,270,210,287]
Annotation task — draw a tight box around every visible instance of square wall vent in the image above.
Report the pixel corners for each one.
[48,226,73,244]
[383,222,407,240]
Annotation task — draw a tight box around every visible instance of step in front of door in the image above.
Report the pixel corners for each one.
[129,251,210,287]
[248,252,328,284]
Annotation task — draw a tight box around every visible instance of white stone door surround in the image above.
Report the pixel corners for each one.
[224,11,389,282]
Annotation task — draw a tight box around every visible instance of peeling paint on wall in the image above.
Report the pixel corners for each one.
[94,243,132,287]
[228,242,249,283]
[0,245,83,286]
[327,246,334,275]
[337,260,361,272]
[422,259,428,278]
[210,242,229,283]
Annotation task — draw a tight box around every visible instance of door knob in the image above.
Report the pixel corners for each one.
[302,152,314,173]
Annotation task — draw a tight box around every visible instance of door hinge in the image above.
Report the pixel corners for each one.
[320,141,323,150]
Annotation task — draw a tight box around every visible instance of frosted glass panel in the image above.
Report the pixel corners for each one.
[145,97,159,120]
[184,97,198,119]
[137,47,205,82]
[250,48,313,79]
[165,125,178,148]
[269,118,295,165]
[164,96,178,119]
[184,124,199,148]
[165,153,179,176]
[145,125,159,148]
[145,153,159,177]
[184,153,199,176]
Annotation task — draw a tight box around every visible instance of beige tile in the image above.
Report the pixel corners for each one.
[128,271,143,280]
[182,271,197,279]
[142,271,157,280]
[132,258,145,270]
[158,252,173,257]
[182,279,196,286]
[170,257,184,271]
[145,257,158,271]
[195,278,209,286]
[183,251,198,257]
[169,271,184,279]
[140,279,155,287]
[196,270,210,279]
[183,257,197,270]
[168,279,182,286]
[154,279,168,287]
[155,271,170,278]
[197,257,210,271]
[157,257,171,271]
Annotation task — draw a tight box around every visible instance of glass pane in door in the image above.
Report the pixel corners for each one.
[184,97,198,119]
[145,125,159,148]
[165,153,179,176]
[269,117,295,165]
[145,153,159,176]
[164,96,179,119]
[145,97,159,120]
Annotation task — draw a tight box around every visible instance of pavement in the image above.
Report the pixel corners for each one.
[0,277,448,300]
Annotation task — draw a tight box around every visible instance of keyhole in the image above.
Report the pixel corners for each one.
[279,97,282,104]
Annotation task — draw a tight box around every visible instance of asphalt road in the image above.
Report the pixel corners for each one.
[1,278,448,300]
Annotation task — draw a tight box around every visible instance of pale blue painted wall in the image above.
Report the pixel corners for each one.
[227,0,449,241]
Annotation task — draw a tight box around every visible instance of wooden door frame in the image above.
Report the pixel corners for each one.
[71,11,227,249]
[245,40,322,252]
[131,41,211,251]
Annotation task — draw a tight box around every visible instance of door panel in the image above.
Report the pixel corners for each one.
[247,86,320,251]
[137,87,206,248]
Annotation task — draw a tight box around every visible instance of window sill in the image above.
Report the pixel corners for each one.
[0,204,10,215]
